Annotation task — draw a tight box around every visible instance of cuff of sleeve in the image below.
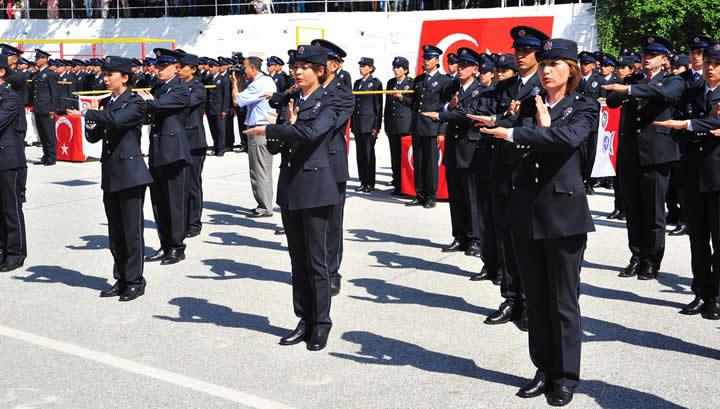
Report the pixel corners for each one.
[687,120,693,132]
[627,86,632,96]
[507,128,514,142]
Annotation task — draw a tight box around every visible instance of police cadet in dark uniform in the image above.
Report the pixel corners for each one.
[0,54,27,273]
[177,52,207,239]
[480,38,597,407]
[352,57,383,192]
[606,55,638,221]
[605,35,684,281]
[0,45,29,205]
[244,45,339,351]
[205,58,230,156]
[139,48,191,265]
[89,61,105,91]
[576,51,605,194]
[384,56,413,195]
[337,62,352,90]
[423,48,496,263]
[600,53,618,84]
[32,49,60,166]
[311,38,355,296]
[70,56,152,301]
[401,44,454,208]
[654,40,720,319]
[468,26,548,326]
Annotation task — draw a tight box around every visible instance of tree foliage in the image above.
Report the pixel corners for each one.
[596,0,720,55]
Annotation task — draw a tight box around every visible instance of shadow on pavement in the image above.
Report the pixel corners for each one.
[348,228,445,249]
[13,265,109,291]
[186,258,290,284]
[581,282,685,309]
[154,297,287,337]
[348,278,491,316]
[205,213,278,231]
[204,232,287,251]
[368,250,472,278]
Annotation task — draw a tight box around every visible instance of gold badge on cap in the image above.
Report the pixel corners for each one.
[647,37,655,44]
[298,46,305,55]
[518,29,526,37]
[695,37,700,43]
[544,41,552,51]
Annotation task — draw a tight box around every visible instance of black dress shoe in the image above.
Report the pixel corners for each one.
[236,146,248,153]
[307,327,330,351]
[185,228,201,238]
[144,248,167,262]
[405,198,424,207]
[354,185,366,192]
[484,301,522,325]
[517,309,529,332]
[465,241,481,257]
[160,248,186,265]
[637,262,658,280]
[585,185,594,195]
[100,281,125,298]
[607,209,622,219]
[44,160,56,166]
[442,239,465,253]
[118,284,145,302]
[390,189,403,196]
[274,228,285,235]
[618,261,639,278]
[279,321,308,345]
[362,186,375,193]
[423,200,436,209]
[215,151,225,157]
[492,275,502,286]
[680,297,705,315]
[547,385,574,407]
[470,266,490,281]
[516,371,546,398]
[701,301,720,320]
[0,258,24,272]
[669,224,688,236]
[616,212,626,220]
[330,277,341,297]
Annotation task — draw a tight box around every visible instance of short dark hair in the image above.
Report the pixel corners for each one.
[246,56,263,72]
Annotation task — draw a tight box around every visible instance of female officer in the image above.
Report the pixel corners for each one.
[0,54,26,273]
[244,45,339,351]
[476,39,597,406]
[69,56,153,302]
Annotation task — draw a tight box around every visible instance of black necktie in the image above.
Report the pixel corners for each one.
[516,77,523,93]
[705,89,713,116]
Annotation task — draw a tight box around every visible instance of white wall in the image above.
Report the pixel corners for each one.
[0,4,595,80]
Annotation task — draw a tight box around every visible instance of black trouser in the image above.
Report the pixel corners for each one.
[354,132,376,188]
[621,160,671,268]
[686,188,720,302]
[514,233,586,389]
[104,185,146,286]
[225,110,235,150]
[666,160,687,225]
[0,169,27,263]
[207,115,225,154]
[494,195,523,302]
[282,205,334,330]
[150,162,188,251]
[186,148,206,233]
[34,113,56,161]
[19,129,27,203]
[387,133,403,190]
[613,160,624,213]
[327,182,346,281]
[411,134,439,202]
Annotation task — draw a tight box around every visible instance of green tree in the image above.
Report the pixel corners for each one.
[596,0,720,55]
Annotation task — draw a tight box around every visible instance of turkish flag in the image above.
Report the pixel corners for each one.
[55,115,85,162]
[415,16,555,75]
[591,103,622,177]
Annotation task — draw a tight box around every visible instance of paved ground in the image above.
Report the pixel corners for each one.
[1,136,717,409]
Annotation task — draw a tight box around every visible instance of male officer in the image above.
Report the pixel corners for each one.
[423,48,496,262]
[577,51,606,100]
[178,52,207,238]
[384,56,413,195]
[1,44,29,204]
[138,48,191,265]
[32,49,59,166]
[478,25,549,328]
[446,52,459,79]
[400,44,454,208]
[352,57,383,192]
[604,35,684,280]
[205,58,230,156]
[600,53,618,84]
[267,56,292,92]
[311,38,355,296]
[0,54,27,272]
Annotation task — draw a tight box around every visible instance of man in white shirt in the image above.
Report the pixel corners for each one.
[232,56,278,217]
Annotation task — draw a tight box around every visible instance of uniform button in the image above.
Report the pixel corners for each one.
[288,162,292,167]
[516,144,520,148]
[535,162,539,168]
[636,129,641,134]
[700,146,704,151]
[636,117,640,122]
[535,178,539,183]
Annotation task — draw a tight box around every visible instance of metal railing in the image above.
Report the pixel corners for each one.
[2,0,588,19]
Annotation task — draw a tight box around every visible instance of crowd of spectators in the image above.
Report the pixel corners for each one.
[0,0,578,19]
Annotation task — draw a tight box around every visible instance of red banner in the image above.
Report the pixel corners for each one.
[55,115,86,162]
[415,16,555,75]
[400,135,448,199]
